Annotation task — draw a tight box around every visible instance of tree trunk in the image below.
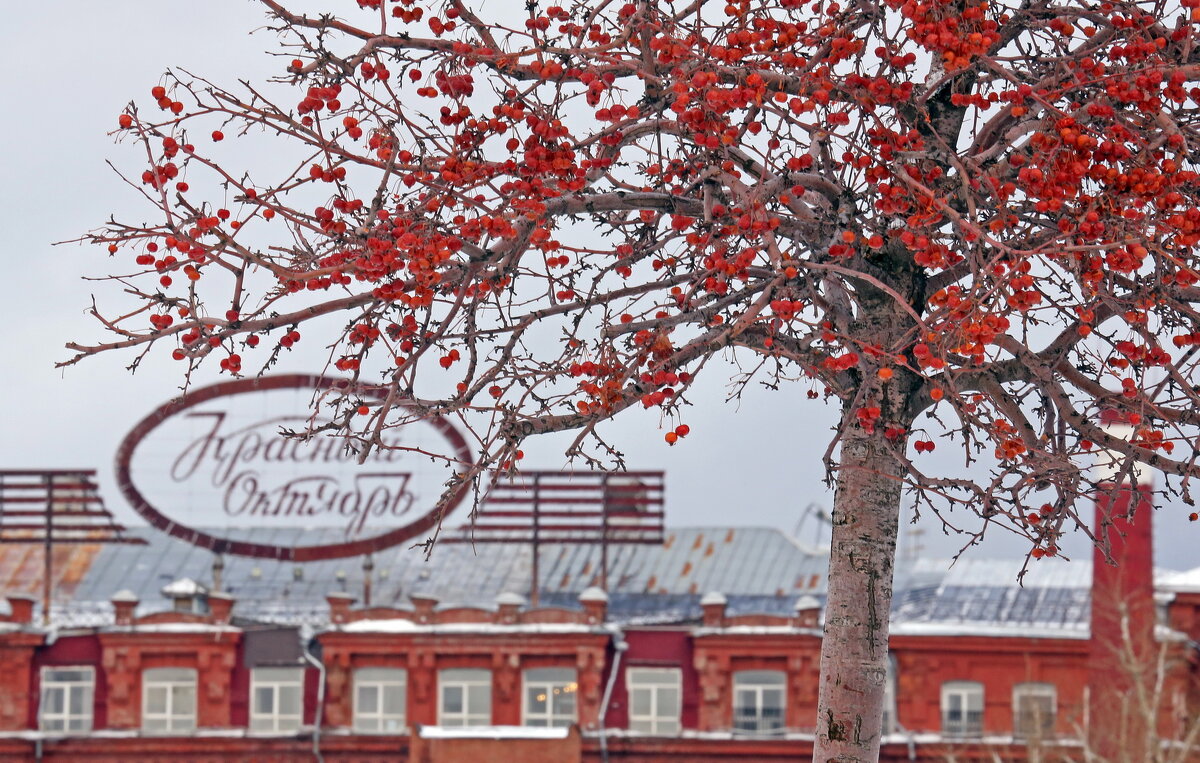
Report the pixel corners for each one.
[811,404,909,762]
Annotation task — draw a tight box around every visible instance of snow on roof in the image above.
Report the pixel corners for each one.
[890,621,1089,639]
[161,577,208,597]
[337,619,602,635]
[1158,566,1200,593]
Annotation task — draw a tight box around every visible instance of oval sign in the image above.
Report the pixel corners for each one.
[115,374,475,561]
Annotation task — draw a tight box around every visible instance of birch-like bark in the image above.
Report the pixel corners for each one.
[811,424,907,762]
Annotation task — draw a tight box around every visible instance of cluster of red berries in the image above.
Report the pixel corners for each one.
[664,424,690,445]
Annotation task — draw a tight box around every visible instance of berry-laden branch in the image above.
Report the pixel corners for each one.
[67,0,1200,759]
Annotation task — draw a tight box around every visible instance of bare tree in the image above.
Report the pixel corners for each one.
[66,1,1200,759]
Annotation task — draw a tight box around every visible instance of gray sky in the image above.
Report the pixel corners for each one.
[1,1,1196,574]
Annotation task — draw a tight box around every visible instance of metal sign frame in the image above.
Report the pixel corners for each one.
[114,374,476,561]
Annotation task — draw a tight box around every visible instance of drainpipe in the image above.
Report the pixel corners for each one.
[597,630,628,763]
[303,641,326,763]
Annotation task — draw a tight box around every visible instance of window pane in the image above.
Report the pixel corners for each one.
[143,716,167,731]
[146,686,168,714]
[66,717,88,732]
[250,716,273,732]
[69,686,89,715]
[277,714,302,731]
[42,718,64,732]
[525,668,574,683]
[443,686,463,714]
[467,685,490,716]
[553,689,576,716]
[43,688,64,715]
[630,688,652,716]
[630,718,653,733]
[358,684,379,714]
[659,687,680,716]
[527,686,548,714]
[145,667,194,682]
[382,684,405,716]
[278,686,301,716]
[735,671,785,687]
[175,716,197,732]
[254,686,275,714]
[173,684,195,716]
[659,719,681,735]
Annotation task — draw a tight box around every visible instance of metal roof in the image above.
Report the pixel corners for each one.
[2,525,1179,636]
[30,526,828,627]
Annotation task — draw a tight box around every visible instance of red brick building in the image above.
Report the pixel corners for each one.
[0,490,1195,760]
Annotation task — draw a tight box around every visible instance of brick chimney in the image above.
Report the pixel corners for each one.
[793,595,821,629]
[411,593,439,624]
[496,592,525,625]
[5,594,36,625]
[111,590,139,626]
[578,587,608,625]
[700,592,727,628]
[207,592,234,624]
[1088,409,1155,757]
[326,592,356,625]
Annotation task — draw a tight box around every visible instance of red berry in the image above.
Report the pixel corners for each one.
[151,85,166,99]
[212,130,224,142]
[675,424,690,437]
[118,114,133,129]
[225,309,239,321]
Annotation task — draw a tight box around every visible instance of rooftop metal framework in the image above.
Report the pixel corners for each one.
[0,470,145,623]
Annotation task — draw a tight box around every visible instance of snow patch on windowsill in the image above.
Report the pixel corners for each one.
[417,725,570,739]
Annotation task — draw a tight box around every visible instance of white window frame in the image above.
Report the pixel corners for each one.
[522,667,578,728]
[1013,682,1056,740]
[142,667,197,733]
[626,667,682,735]
[732,670,786,734]
[438,668,492,726]
[39,666,94,733]
[250,667,305,733]
[880,656,897,736]
[353,667,407,733]
[942,680,985,738]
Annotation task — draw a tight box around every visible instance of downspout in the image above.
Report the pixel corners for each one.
[303,641,326,763]
[597,630,628,763]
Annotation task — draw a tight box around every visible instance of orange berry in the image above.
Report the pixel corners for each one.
[930,387,944,401]
[877,368,894,381]
[664,432,679,445]
[118,114,133,129]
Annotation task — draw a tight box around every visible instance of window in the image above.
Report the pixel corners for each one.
[880,656,897,736]
[523,668,577,728]
[942,681,984,737]
[438,669,491,726]
[142,667,197,732]
[732,670,785,734]
[250,667,304,732]
[1013,683,1056,739]
[626,667,681,735]
[39,667,94,733]
[354,667,407,733]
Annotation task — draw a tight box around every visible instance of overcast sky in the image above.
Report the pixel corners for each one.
[1,1,1196,574]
